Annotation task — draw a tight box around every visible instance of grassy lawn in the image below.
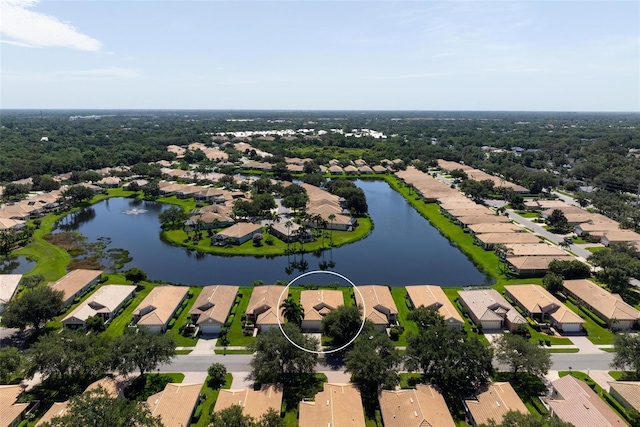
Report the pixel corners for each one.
[162,217,373,257]
[399,373,423,389]
[546,347,580,353]
[194,373,233,427]
[281,373,328,427]
[166,287,202,347]
[226,288,255,346]
[443,288,490,345]
[588,246,606,253]
[391,287,417,346]
[515,210,540,219]
[563,299,615,344]
[608,371,637,380]
[125,372,185,402]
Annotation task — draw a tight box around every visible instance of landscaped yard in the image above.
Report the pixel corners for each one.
[194,373,233,427]
[390,287,417,346]
[103,281,154,338]
[563,299,615,344]
[166,287,202,347]
[226,288,255,346]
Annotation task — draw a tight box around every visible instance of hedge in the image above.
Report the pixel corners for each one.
[168,318,176,329]
[225,314,234,328]
[579,306,608,327]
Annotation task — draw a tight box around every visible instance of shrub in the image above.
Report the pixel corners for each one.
[168,318,176,329]
[225,314,234,328]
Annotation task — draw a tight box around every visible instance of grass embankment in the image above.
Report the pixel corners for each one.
[195,373,233,427]
[103,280,155,338]
[226,288,255,347]
[563,299,615,345]
[161,217,373,257]
[167,287,202,347]
[390,288,417,347]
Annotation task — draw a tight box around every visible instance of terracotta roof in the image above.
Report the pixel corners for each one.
[563,279,640,323]
[458,289,525,326]
[84,377,124,398]
[608,381,640,411]
[36,401,69,426]
[214,384,283,419]
[476,232,540,245]
[505,243,567,257]
[300,290,344,321]
[468,223,522,234]
[545,376,626,427]
[48,269,103,304]
[62,285,136,324]
[446,207,495,217]
[218,222,262,239]
[189,285,239,325]
[0,384,28,427]
[0,274,21,306]
[464,382,528,426]
[354,285,398,326]
[133,285,189,328]
[379,384,455,427]
[147,383,203,427]
[299,383,366,427]
[395,167,459,201]
[506,255,575,271]
[601,230,640,244]
[458,216,511,225]
[246,285,286,326]
[406,285,464,326]
[505,285,584,326]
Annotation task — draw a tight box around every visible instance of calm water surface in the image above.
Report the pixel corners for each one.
[0,256,36,275]
[56,181,489,287]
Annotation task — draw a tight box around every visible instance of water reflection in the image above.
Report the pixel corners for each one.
[0,256,36,274]
[55,208,96,231]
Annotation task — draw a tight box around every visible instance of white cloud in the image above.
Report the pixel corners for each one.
[0,0,102,51]
[2,67,141,81]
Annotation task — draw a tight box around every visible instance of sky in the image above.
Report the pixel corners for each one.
[1,0,639,111]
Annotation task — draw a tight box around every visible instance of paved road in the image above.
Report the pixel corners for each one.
[159,349,617,376]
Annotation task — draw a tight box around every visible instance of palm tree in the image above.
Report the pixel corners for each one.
[328,213,336,245]
[280,297,304,327]
[284,220,293,253]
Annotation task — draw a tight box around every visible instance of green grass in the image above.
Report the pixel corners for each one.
[167,287,202,347]
[281,373,328,427]
[525,326,572,345]
[226,288,255,346]
[515,210,540,219]
[125,373,185,402]
[214,349,255,354]
[601,347,618,353]
[194,373,233,427]
[161,217,373,257]
[443,288,490,345]
[546,347,580,353]
[563,299,615,344]
[588,246,607,253]
[391,288,417,346]
[175,349,193,354]
[399,373,423,389]
[608,371,637,380]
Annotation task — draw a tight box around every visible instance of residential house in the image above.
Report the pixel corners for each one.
[354,285,398,330]
[0,385,29,427]
[269,221,314,243]
[245,285,286,332]
[214,385,283,420]
[600,230,640,247]
[132,285,189,333]
[504,244,567,257]
[188,285,239,334]
[574,221,620,237]
[506,255,576,277]
[463,382,528,426]
[62,285,136,329]
[475,232,541,250]
[0,274,21,314]
[562,279,640,329]
[0,218,26,231]
[300,290,344,332]
[379,384,455,427]
[96,176,120,188]
[48,269,103,306]
[608,381,640,412]
[358,165,374,174]
[544,375,626,427]
[299,383,366,427]
[467,222,522,235]
[213,223,262,245]
[457,216,511,228]
[458,289,526,331]
[329,165,344,174]
[504,285,584,332]
[406,285,464,330]
[372,165,387,174]
[147,383,203,427]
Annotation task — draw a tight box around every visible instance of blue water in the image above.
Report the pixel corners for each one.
[55,181,489,287]
[0,256,36,275]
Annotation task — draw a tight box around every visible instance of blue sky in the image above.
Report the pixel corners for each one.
[1,0,638,111]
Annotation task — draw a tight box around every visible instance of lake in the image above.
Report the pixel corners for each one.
[0,256,36,275]
[55,181,489,287]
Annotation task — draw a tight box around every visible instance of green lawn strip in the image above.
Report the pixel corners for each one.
[608,371,637,380]
[156,195,197,212]
[588,246,606,253]
[47,280,105,330]
[399,373,423,389]
[558,371,631,422]
[515,210,540,219]
[194,373,233,427]
[161,217,372,257]
[563,299,615,344]
[493,372,548,416]
[545,348,580,353]
[166,287,202,347]
[601,348,618,353]
[390,287,416,347]
[227,288,255,346]
[525,326,572,346]
[103,282,154,338]
[176,349,193,355]
[213,349,254,354]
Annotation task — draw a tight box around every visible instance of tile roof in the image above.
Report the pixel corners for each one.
[147,383,203,427]
[608,381,640,411]
[545,376,626,427]
[0,274,21,306]
[505,243,567,257]
[505,285,584,325]
[214,384,283,419]
[133,285,189,327]
[464,382,528,426]
[563,279,640,323]
[217,222,262,239]
[246,285,286,326]
[506,255,575,271]
[458,289,525,326]
[189,285,239,325]
[35,401,69,426]
[299,383,366,427]
[476,232,541,245]
[406,285,464,325]
[354,285,398,326]
[0,385,28,427]
[300,290,344,321]
[48,269,103,304]
[379,384,455,427]
[62,285,136,324]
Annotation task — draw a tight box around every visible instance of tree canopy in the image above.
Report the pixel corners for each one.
[111,327,176,377]
[2,285,64,332]
[494,333,551,379]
